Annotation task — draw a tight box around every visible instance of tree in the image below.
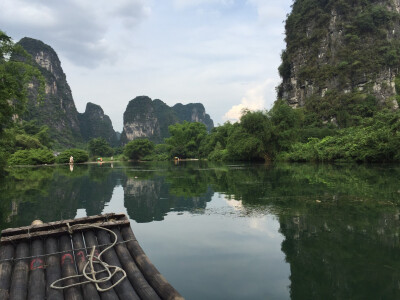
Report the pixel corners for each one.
[123,139,154,160]
[225,110,273,160]
[56,149,89,163]
[165,121,208,158]
[227,125,264,160]
[88,137,113,157]
[0,30,44,171]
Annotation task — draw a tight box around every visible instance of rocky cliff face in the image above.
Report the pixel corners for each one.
[17,37,212,148]
[17,37,83,147]
[120,96,214,144]
[78,103,118,146]
[279,0,400,122]
[17,37,117,147]
[173,103,214,131]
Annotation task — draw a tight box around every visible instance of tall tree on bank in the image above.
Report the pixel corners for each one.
[0,30,44,171]
[165,121,208,158]
[88,137,114,157]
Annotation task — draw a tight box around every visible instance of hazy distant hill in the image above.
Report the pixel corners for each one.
[120,96,214,144]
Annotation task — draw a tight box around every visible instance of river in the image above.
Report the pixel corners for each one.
[1,161,399,299]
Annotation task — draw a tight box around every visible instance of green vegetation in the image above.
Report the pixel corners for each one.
[124,139,154,160]
[113,97,400,163]
[56,149,89,163]
[0,31,45,171]
[278,0,400,124]
[8,149,55,165]
[165,121,208,158]
[88,137,113,157]
[4,0,400,168]
[17,37,86,149]
[202,101,312,161]
[280,110,400,162]
[282,1,400,85]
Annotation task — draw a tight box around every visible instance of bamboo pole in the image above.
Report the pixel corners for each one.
[71,232,100,300]
[28,239,46,300]
[9,242,29,300]
[96,230,140,300]
[121,226,184,300]
[2,213,123,236]
[45,237,64,300]
[83,230,118,300]
[111,227,161,300]
[59,235,83,300]
[0,244,14,299]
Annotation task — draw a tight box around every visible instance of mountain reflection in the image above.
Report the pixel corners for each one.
[1,162,400,299]
[123,176,213,222]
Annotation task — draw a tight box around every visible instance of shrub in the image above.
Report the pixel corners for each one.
[124,139,155,160]
[56,149,89,163]
[208,149,229,161]
[15,134,42,149]
[88,138,113,157]
[8,149,55,165]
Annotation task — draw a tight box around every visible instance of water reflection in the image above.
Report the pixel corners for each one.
[1,162,400,299]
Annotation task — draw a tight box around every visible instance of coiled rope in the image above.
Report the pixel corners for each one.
[50,223,127,292]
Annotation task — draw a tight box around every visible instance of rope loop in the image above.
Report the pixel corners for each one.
[50,224,127,292]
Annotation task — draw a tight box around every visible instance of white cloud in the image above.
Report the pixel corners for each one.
[173,0,234,10]
[0,1,56,28]
[0,0,292,129]
[223,78,278,122]
[0,0,151,67]
[249,217,280,238]
[247,0,291,22]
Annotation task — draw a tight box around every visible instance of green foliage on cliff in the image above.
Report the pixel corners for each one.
[282,0,400,83]
[0,33,44,133]
[17,37,85,149]
[305,91,378,127]
[0,31,46,170]
[278,0,400,122]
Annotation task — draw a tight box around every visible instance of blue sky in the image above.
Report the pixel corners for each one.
[0,0,293,131]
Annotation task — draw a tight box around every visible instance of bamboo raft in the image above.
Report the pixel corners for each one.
[0,213,183,300]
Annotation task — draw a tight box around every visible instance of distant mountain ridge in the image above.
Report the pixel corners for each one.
[120,96,214,144]
[78,103,119,146]
[16,37,214,148]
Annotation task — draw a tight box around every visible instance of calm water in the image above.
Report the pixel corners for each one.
[1,161,400,299]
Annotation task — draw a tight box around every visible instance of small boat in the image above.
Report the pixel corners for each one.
[0,213,183,300]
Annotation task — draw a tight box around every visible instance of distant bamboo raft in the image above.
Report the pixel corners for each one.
[0,213,183,300]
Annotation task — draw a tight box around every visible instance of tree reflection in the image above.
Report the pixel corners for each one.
[2,161,400,298]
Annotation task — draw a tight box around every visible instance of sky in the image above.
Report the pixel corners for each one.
[0,0,293,131]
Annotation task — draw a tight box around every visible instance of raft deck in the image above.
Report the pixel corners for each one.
[0,213,183,300]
